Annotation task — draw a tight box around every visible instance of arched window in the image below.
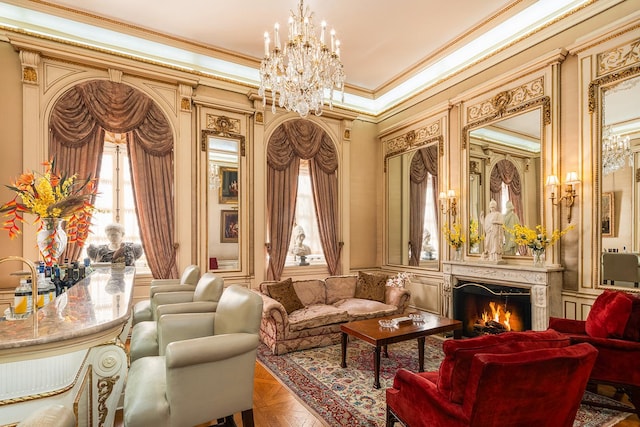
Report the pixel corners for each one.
[49,80,177,278]
[266,120,340,280]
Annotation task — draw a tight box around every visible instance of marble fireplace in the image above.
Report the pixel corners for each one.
[442,261,563,334]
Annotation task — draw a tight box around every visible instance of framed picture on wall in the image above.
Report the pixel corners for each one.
[601,192,614,237]
[220,210,239,243]
[219,167,238,204]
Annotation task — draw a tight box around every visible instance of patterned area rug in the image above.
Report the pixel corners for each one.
[257,337,631,427]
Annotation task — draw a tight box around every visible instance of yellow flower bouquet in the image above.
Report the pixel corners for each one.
[0,158,97,252]
[468,219,483,247]
[443,222,465,250]
[506,223,573,255]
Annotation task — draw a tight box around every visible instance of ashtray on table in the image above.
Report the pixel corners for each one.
[409,313,425,323]
[378,319,398,329]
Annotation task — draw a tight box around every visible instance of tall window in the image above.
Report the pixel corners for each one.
[285,159,326,267]
[422,173,439,258]
[81,135,149,273]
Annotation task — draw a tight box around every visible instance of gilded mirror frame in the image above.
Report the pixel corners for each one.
[462,87,551,259]
[201,117,246,273]
[383,117,444,271]
[589,63,640,292]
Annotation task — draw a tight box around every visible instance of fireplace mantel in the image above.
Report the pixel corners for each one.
[442,261,564,331]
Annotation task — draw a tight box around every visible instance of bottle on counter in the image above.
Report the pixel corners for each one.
[52,265,63,296]
[37,267,49,308]
[14,278,31,315]
[72,261,80,284]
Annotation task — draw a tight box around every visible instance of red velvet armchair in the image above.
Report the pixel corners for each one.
[386,330,598,427]
[549,290,640,414]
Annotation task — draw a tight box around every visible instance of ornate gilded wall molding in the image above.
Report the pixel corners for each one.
[597,38,640,76]
[462,95,550,148]
[588,64,640,113]
[179,84,192,112]
[19,50,40,85]
[466,77,544,122]
[206,114,241,134]
[383,120,442,159]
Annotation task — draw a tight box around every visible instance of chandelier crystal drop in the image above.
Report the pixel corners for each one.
[258,0,345,117]
[602,126,632,175]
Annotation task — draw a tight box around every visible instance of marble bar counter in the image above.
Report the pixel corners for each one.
[0,266,135,427]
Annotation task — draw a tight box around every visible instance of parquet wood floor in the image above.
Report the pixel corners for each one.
[115,361,638,427]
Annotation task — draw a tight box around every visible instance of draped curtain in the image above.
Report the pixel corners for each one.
[266,120,340,280]
[409,146,438,266]
[489,159,525,255]
[49,80,178,279]
[489,159,523,221]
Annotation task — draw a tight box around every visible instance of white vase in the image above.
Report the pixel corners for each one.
[37,218,67,266]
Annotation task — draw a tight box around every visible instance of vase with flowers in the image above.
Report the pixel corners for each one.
[1,158,97,265]
[506,224,573,267]
[443,222,465,261]
[386,271,413,288]
[468,219,483,254]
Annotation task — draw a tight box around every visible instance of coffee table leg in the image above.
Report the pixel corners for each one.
[341,332,348,368]
[418,337,425,372]
[383,344,389,358]
[374,346,381,389]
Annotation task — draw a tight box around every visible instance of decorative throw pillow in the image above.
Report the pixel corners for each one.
[354,271,388,303]
[585,290,633,338]
[267,278,304,314]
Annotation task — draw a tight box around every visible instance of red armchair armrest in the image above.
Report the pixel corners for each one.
[549,317,586,334]
[387,369,467,427]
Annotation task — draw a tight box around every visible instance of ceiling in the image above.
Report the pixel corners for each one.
[33,0,512,92]
[0,0,604,115]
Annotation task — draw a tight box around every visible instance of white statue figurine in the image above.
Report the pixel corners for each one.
[421,229,435,260]
[481,199,504,262]
[502,200,520,255]
[291,225,311,257]
[87,223,143,266]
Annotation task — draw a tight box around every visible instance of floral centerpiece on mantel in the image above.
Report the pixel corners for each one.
[386,271,413,288]
[0,158,97,265]
[443,222,465,260]
[506,223,574,266]
[468,219,483,252]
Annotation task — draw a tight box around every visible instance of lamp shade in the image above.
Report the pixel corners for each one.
[545,175,560,187]
[565,171,580,185]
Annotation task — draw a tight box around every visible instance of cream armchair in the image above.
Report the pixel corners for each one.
[603,253,640,288]
[124,285,263,427]
[129,272,224,362]
[132,264,200,325]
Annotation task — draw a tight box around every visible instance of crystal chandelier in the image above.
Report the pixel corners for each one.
[602,126,632,175]
[258,0,345,117]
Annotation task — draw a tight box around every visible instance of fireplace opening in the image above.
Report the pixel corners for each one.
[453,282,532,337]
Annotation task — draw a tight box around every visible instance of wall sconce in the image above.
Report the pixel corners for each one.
[546,172,580,223]
[439,189,458,219]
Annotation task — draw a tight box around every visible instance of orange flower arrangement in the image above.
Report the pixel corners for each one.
[0,158,97,248]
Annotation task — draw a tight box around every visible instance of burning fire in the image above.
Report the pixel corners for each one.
[480,301,512,331]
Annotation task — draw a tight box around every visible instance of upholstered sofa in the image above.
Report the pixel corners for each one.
[256,273,411,355]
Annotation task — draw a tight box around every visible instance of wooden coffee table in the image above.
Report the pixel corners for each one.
[340,311,462,388]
